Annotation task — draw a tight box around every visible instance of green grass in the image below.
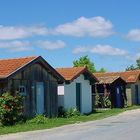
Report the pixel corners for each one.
[0,105,140,135]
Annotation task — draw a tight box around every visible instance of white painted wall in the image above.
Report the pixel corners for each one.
[57,74,92,114]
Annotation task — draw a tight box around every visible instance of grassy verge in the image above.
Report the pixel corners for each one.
[0,105,140,135]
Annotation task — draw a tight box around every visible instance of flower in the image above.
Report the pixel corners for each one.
[3,105,10,110]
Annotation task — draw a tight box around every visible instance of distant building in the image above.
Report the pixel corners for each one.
[92,74,126,108]
[93,70,140,107]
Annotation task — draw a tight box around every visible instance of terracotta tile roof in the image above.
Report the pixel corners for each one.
[56,67,98,82]
[56,67,86,81]
[94,70,140,83]
[0,56,38,78]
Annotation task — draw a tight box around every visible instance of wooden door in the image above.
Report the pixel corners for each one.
[36,82,44,114]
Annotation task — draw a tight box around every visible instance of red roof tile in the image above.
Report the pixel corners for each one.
[56,67,98,82]
[94,70,140,83]
[0,56,38,78]
[56,67,86,81]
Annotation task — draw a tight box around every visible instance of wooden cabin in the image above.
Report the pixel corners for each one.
[93,71,140,106]
[92,74,126,108]
[0,56,64,117]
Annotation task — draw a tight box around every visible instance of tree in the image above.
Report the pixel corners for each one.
[126,64,136,71]
[73,55,96,72]
[126,58,140,71]
[99,67,106,73]
[136,58,140,69]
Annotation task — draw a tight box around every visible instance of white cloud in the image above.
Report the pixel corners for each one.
[0,40,32,52]
[0,39,66,52]
[0,17,114,40]
[73,44,127,56]
[37,40,66,50]
[0,25,48,40]
[52,16,114,38]
[125,29,140,41]
[126,52,140,61]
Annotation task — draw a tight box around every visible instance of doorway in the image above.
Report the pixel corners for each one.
[76,83,81,112]
[116,87,122,108]
[135,85,139,104]
[36,82,44,114]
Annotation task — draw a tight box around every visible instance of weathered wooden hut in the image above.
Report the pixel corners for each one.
[93,71,140,106]
[0,56,64,117]
[92,74,126,108]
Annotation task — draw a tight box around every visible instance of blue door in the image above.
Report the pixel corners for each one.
[116,87,122,108]
[36,82,44,114]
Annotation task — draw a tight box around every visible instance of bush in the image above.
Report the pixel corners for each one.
[27,115,48,124]
[66,108,80,118]
[95,93,101,108]
[103,96,111,108]
[58,106,66,117]
[0,92,23,126]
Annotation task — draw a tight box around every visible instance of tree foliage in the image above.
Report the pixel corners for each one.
[99,67,106,73]
[126,58,140,71]
[73,55,106,73]
[126,64,136,71]
[73,55,96,72]
[136,58,140,69]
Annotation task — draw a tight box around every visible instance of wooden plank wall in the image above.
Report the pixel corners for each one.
[0,63,59,117]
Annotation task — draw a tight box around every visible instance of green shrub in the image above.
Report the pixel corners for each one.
[66,108,80,118]
[103,96,111,108]
[27,115,48,124]
[95,93,101,108]
[58,106,66,117]
[0,92,23,126]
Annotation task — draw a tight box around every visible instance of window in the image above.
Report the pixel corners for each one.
[19,86,26,96]
[58,86,64,95]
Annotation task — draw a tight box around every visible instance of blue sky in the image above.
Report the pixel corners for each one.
[0,0,140,71]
